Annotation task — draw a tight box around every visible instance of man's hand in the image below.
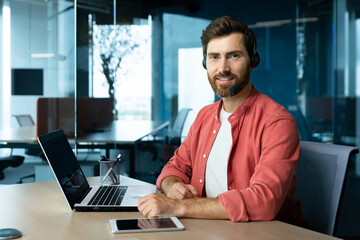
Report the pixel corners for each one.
[138,193,230,220]
[138,193,182,218]
[167,182,197,199]
[160,176,197,199]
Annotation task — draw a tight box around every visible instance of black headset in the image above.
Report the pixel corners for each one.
[202,57,207,69]
[202,46,260,70]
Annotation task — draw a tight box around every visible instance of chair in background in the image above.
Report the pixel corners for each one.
[142,108,192,161]
[13,115,41,157]
[160,108,192,163]
[13,114,34,126]
[36,97,114,138]
[13,115,44,183]
[0,155,25,180]
[136,108,192,181]
[0,115,33,181]
[295,141,359,236]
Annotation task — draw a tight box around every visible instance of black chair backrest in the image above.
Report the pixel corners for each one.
[296,141,359,235]
[170,108,192,145]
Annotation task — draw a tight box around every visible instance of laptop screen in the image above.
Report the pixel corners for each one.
[37,129,90,209]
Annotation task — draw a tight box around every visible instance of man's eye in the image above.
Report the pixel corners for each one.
[209,55,218,60]
[231,54,240,59]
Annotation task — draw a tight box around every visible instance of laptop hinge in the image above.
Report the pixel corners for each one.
[78,187,92,203]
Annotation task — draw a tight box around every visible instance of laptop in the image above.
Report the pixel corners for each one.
[37,129,156,211]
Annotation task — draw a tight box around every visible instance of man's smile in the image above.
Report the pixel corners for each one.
[216,76,234,84]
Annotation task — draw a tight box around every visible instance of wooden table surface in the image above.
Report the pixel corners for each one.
[0,177,340,240]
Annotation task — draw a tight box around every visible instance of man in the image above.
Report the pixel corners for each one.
[138,16,303,225]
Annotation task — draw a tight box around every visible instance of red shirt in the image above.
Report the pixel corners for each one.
[157,87,303,224]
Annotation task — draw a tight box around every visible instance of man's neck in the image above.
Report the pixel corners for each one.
[222,82,252,113]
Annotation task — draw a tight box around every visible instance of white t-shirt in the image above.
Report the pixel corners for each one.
[205,106,232,198]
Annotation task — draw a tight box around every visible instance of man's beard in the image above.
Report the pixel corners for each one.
[208,70,251,98]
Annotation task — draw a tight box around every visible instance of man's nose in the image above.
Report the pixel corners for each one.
[218,59,230,73]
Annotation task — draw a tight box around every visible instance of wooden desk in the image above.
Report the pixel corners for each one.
[0,120,169,177]
[0,177,340,240]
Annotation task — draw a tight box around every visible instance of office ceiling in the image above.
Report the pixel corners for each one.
[73,0,203,24]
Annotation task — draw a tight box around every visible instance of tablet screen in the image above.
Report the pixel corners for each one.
[109,217,185,233]
[116,218,176,230]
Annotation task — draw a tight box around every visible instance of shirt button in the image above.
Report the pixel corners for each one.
[229,186,232,190]
[200,179,203,183]
[203,154,206,158]
[213,130,216,134]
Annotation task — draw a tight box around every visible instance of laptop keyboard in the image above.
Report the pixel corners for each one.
[88,186,127,206]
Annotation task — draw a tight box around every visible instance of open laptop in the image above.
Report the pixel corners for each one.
[37,129,156,211]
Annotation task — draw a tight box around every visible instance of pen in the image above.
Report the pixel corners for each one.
[110,154,122,182]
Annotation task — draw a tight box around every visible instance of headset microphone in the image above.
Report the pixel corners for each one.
[228,76,250,97]
[229,84,242,96]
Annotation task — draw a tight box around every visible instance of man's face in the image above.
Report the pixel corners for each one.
[206,33,252,97]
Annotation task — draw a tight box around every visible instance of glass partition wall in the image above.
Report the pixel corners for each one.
[1,1,360,167]
[0,0,315,178]
[0,0,78,184]
[296,0,360,159]
[0,0,75,130]
[0,0,75,163]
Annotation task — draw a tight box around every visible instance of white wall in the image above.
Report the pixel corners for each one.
[178,48,214,139]
[163,13,211,122]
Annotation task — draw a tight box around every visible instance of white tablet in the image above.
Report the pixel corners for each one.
[108,217,185,233]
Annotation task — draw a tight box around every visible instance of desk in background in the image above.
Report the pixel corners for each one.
[0,177,340,240]
[0,120,169,178]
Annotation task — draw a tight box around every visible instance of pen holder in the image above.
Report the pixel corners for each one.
[99,159,120,185]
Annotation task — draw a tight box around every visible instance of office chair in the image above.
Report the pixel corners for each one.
[137,108,192,180]
[160,108,192,163]
[295,141,359,236]
[0,115,34,181]
[140,108,192,160]
[12,115,44,183]
[167,108,193,145]
[0,154,25,180]
[13,114,35,126]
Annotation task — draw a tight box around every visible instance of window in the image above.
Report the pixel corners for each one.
[92,21,151,120]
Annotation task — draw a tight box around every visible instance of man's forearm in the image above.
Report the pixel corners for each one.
[161,176,184,195]
[178,197,229,220]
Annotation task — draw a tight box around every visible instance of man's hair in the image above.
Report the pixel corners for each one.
[201,16,258,62]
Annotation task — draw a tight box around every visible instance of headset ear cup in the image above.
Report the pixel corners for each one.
[202,57,207,69]
[251,52,260,68]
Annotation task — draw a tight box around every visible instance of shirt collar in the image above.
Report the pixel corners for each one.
[215,85,260,121]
